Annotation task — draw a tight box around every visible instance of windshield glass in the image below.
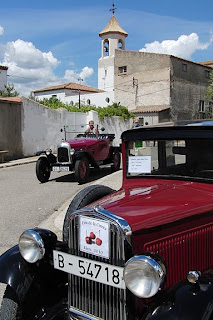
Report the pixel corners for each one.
[126,139,213,182]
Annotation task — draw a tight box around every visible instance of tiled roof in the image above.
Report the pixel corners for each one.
[0,65,8,70]
[131,105,170,114]
[0,97,21,103]
[33,82,104,94]
[99,15,128,37]
[199,60,213,67]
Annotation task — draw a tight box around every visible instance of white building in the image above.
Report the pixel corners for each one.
[33,14,128,108]
[0,65,8,92]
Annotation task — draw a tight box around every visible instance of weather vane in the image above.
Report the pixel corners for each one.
[109,3,117,15]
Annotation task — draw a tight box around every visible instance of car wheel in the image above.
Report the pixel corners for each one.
[74,158,90,184]
[111,150,121,171]
[0,285,21,320]
[63,185,115,242]
[36,156,50,183]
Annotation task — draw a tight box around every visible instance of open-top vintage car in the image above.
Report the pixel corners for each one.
[1,122,213,319]
[36,132,121,184]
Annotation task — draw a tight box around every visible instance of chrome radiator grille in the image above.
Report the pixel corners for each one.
[68,208,130,320]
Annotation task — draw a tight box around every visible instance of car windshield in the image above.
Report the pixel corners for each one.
[126,138,213,182]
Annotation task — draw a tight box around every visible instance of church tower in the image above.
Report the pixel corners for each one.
[98,7,128,92]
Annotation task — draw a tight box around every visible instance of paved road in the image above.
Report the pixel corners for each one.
[0,162,120,256]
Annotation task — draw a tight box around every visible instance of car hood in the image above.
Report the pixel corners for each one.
[92,179,213,232]
[66,137,99,148]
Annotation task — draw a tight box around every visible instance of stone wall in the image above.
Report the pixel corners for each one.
[114,50,171,111]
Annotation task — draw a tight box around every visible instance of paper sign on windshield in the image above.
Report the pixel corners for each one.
[128,156,151,173]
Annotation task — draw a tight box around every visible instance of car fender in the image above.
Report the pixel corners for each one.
[0,245,35,301]
[144,279,213,320]
[75,151,98,167]
[0,239,68,304]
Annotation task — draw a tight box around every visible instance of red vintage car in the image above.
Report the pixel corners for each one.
[36,132,121,184]
[1,121,213,319]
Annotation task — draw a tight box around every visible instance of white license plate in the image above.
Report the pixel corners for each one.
[52,166,69,172]
[53,250,125,289]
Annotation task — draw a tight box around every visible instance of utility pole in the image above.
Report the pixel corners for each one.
[133,77,138,106]
[78,77,83,109]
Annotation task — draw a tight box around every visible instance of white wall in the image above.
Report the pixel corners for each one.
[21,97,132,156]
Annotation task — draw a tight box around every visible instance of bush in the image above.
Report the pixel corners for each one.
[38,98,134,120]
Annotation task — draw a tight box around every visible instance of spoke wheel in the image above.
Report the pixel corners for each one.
[74,158,90,184]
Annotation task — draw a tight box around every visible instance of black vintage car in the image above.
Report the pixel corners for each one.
[1,122,213,319]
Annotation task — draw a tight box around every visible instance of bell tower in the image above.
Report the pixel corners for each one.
[98,5,128,91]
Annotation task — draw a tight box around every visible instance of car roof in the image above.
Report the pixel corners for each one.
[121,121,213,141]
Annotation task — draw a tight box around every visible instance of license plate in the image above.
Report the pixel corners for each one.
[52,166,69,172]
[53,250,125,289]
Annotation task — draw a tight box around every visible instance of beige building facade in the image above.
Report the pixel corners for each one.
[113,50,213,125]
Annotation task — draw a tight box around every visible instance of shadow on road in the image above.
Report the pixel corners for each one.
[49,167,117,184]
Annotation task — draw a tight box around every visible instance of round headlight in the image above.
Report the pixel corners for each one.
[19,230,45,263]
[124,255,165,298]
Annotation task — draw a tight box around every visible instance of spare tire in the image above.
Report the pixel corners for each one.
[63,185,115,242]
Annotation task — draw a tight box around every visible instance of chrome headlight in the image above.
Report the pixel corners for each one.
[19,229,45,263]
[124,255,166,298]
[70,148,75,155]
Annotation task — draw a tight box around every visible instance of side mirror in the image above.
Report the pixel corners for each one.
[101,127,105,132]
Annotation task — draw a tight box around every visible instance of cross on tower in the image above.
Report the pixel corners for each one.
[109,3,117,15]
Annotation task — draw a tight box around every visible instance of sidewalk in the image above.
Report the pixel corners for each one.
[0,155,39,169]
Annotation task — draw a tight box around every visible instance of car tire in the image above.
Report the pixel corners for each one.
[63,185,115,242]
[36,156,51,183]
[111,150,121,171]
[0,285,21,320]
[74,158,90,184]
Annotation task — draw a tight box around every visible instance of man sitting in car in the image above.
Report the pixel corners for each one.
[85,120,99,135]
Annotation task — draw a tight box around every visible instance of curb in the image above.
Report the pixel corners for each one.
[38,170,123,240]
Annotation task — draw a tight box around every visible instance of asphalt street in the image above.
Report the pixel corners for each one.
[0,156,122,305]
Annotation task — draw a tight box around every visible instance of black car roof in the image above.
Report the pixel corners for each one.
[121,122,213,142]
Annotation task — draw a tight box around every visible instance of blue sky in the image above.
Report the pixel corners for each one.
[0,0,212,95]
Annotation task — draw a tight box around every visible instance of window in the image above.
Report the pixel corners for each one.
[118,66,127,75]
[52,94,57,98]
[87,99,91,105]
[105,97,110,103]
[182,63,187,72]
[199,100,205,113]
[118,40,123,50]
[103,40,109,57]
[205,70,210,78]
[209,101,213,114]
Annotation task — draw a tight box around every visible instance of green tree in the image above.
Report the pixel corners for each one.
[0,83,19,97]
[207,72,213,100]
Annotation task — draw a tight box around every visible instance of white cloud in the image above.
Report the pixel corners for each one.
[80,67,94,80]
[0,25,4,35]
[0,39,94,95]
[139,33,213,60]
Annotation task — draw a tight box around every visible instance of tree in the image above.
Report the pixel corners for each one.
[0,83,19,97]
[207,72,213,100]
